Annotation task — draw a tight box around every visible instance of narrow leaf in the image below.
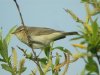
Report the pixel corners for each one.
[12,47,18,70]
[4,26,16,45]
[64,9,84,24]
[19,58,26,73]
[0,39,8,62]
[1,64,12,73]
[44,59,52,74]
[21,67,27,73]
[55,53,60,66]
[0,27,2,40]
[80,69,85,75]
[85,57,99,74]
[91,19,98,40]
[44,46,51,58]
[72,44,86,49]
[70,36,83,40]
[39,58,47,65]
[54,47,72,55]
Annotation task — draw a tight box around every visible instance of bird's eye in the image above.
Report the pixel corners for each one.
[16,29,22,33]
[19,30,22,32]
[19,28,24,31]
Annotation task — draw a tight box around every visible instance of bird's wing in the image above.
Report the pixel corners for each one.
[28,27,63,36]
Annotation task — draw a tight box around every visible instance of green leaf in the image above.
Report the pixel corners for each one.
[0,39,8,62]
[0,58,5,62]
[0,27,2,40]
[53,47,72,55]
[91,19,98,40]
[44,46,51,58]
[64,9,83,24]
[85,57,99,74]
[0,39,2,55]
[4,25,16,45]
[55,53,60,66]
[3,39,8,59]
[1,64,12,73]
[70,36,83,40]
[0,26,16,62]
[86,63,96,73]
[81,0,88,2]
[80,40,87,44]
[80,69,85,75]
[20,67,27,73]
[53,47,64,51]
[39,58,48,69]
[39,58,47,65]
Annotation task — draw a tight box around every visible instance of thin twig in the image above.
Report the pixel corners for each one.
[13,0,44,74]
[54,53,70,73]
[62,53,70,75]
[13,0,36,61]
[13,0,32,50]
[17,46,36,61]
[17,46,44,75]
[13,0,24,25]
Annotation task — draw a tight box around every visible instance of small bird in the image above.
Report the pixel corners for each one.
[13,26,78,49]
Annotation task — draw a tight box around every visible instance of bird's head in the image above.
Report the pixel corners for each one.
[12,26,27,41]
[12,26,25,34]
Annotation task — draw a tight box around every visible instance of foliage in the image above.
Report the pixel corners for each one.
[0,0,100,75]
[0,26,26,75]
[65,0,100,75]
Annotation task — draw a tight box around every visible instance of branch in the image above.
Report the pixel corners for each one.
[17,46,44,75]
[13,0,44,74]
[13,0,37,57]
[62,53,70,75]
[13,0,24,25]
[54,53,70,73]
[17,46,42,62]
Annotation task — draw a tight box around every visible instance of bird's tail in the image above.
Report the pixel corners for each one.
[64,32,78,35]
[53,32,78,41]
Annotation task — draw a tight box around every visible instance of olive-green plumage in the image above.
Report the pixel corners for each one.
[13,26,78,49]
